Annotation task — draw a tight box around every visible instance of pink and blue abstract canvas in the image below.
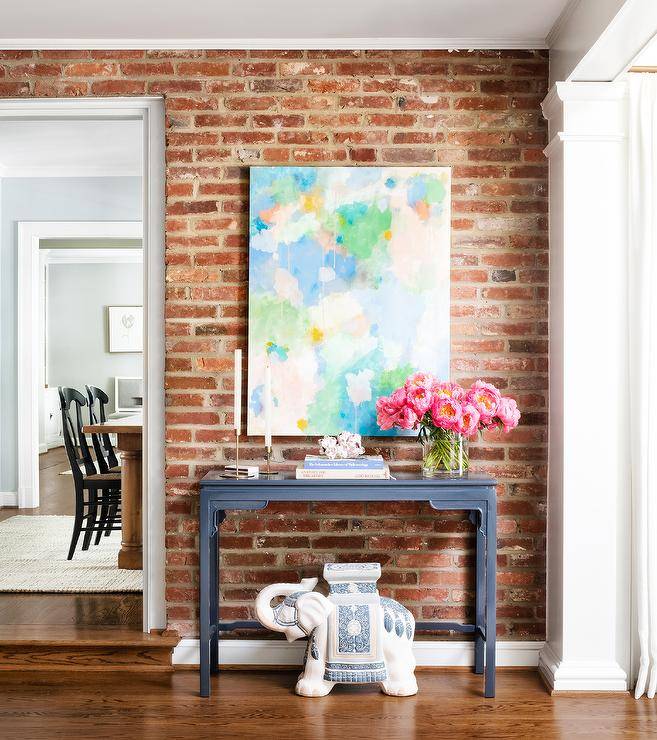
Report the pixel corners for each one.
[247,166,451,436]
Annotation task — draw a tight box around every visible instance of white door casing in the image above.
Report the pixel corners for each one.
[1,97,166,633]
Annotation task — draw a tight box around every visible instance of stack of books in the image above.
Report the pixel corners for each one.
[295,455,389,479]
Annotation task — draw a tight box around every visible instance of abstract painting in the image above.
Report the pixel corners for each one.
[247,166,451,436]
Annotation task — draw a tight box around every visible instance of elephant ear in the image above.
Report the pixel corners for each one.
[296,591,333,636]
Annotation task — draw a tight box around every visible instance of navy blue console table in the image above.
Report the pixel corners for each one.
[198,472,497,698]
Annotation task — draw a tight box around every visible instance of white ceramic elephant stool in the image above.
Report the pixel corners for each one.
[255,563,418,697]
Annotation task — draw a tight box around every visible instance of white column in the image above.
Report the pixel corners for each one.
[539,81,631,692]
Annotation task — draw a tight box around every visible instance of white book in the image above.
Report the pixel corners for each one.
[224,464,260,477]
[295,467,390,480]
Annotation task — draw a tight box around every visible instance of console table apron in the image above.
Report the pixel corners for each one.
[198,472,497,698]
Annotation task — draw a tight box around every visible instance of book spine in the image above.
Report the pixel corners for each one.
[296,468,389,480]
[304,461,384,470]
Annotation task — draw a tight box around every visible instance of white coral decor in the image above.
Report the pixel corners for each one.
[319,432,365,459]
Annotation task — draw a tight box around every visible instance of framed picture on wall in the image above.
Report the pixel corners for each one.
[108,305,143,353]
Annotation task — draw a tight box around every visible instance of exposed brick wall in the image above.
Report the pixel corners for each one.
[1,48,548,640]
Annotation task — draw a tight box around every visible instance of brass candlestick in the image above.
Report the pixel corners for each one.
[259,445,280,478]
[220,430,252,479]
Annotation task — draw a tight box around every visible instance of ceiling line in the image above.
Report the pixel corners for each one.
[0,36,549,50]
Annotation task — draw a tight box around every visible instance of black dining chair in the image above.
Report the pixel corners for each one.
[85,385,120,473]
[59,387,122,558]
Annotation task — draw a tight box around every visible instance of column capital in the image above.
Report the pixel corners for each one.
[542,80,628,157]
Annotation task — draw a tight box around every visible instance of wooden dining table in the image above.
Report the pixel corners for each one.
[83,413,143,570]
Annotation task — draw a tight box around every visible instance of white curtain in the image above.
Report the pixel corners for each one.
[629,74,657,700]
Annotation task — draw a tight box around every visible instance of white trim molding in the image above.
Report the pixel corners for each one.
[1,96,166,635]
[539,644,628,692]
[540,80,631,693]
[0,492,18,508]
[172,639,545,668]
[44,248,142,265]
[0,37,548,51]
[16,220,142,512]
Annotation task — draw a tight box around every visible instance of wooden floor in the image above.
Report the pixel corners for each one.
[0,669,654,739]
[0,447,142,627]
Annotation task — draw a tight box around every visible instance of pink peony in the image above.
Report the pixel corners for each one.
[376,395,400,431]
[435,381,465,401]
[395,405,418,430]
[496,396,521,433]
[389,387,408,407]
[466,380,501,425]
[405,371,436,389]
[458,403,481,438]
[431,396,462,431]
[376,387,418,431]
[406,384,434,417]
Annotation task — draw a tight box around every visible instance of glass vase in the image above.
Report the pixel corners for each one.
[421,428,469,477]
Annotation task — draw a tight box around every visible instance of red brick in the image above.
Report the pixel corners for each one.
[225,96,276,111]
[455,96,509,111]
[9,47,548,643]
[9,63,61,76]
[121,61,174,76]
[253,114,305,128]
[177,61,230,76]
[63,62,118,76]
[233,62,277,76]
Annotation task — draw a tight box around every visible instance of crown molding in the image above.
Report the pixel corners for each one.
[0,36,549,50]
[545,0,581,48]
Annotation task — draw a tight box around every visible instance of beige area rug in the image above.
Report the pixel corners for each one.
[0,516,142,593]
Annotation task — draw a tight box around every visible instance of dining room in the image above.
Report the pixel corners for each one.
[0,117,147,631]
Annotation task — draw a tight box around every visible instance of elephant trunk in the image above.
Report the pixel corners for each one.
[255,577,318,632]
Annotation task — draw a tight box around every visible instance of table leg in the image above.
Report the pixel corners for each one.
[200,502,211,697]
[116,435,142,570]
[485,499,497,698]
[210,512,221,674]
[474,512,485,675]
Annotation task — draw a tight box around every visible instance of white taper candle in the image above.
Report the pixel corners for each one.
[264,357,272,449]
[233,349,242,434]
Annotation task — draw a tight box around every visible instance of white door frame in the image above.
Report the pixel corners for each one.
[1,97,166,632]
[18,222,143,493]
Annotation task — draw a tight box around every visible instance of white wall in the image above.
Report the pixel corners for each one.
[549,0,628,84]
[47,260,143,415]
[0,176,141,493]
[550,0,657,85]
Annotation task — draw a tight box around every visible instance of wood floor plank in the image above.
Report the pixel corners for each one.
[0,670,654,739]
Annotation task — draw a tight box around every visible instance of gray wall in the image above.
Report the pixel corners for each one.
[0,176,141,492]
[48,261,143,418]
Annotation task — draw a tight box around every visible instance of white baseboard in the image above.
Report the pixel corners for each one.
[538,643,628,692]
[173,638,545,668]
[0,492,18,507]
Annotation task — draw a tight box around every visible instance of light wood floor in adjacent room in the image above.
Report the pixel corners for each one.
[0,447,142,627]
[0,669,654,739]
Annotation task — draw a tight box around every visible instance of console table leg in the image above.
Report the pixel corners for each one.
[199,502,212,697]
[474,517,485,675]
[484,499,497,698]
[210,517,219,674]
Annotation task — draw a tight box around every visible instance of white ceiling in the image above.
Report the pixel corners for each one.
[0,120,142,177]
[0,0,573,48]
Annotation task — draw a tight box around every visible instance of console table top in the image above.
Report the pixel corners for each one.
[199,470,496,501]
[201,470,497,488]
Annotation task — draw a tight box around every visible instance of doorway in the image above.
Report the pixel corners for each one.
[0,98,166,633]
